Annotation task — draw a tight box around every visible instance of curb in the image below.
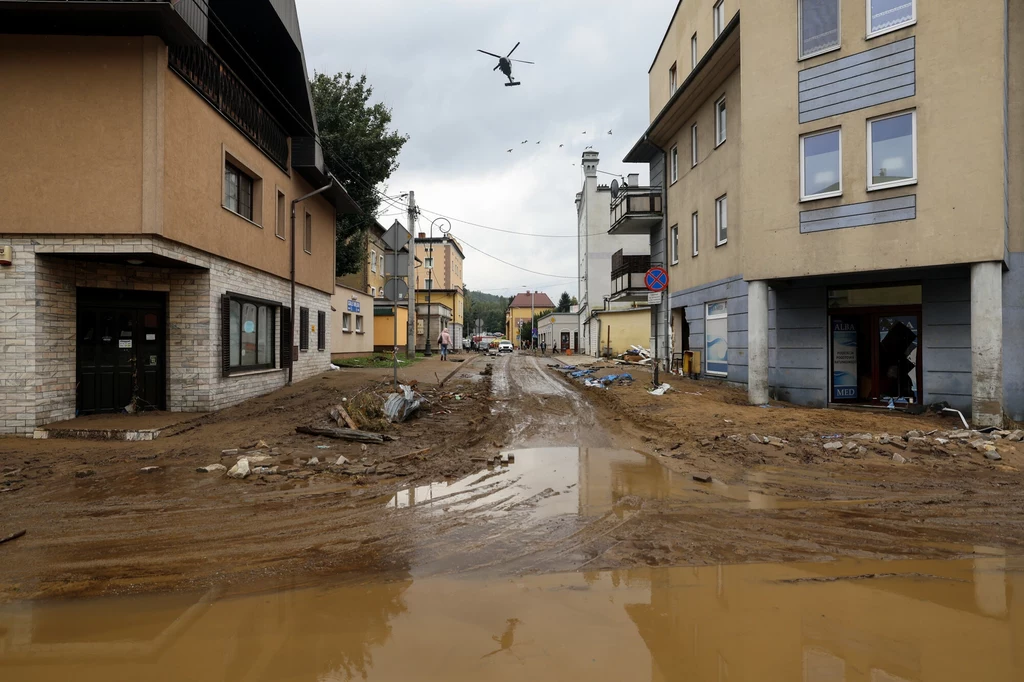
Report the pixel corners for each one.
[440,353,482,386]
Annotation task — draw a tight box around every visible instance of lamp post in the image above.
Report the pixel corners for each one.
[424,217,451,357]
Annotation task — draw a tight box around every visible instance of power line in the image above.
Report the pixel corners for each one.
[457,235,577,280]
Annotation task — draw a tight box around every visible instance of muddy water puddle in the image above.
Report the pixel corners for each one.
[2,555,1021,680]
[386,447,881,518]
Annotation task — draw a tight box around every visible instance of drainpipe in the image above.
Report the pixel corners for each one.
[289,180,334,385]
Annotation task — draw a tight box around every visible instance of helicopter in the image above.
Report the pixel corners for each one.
[477,42,534,86]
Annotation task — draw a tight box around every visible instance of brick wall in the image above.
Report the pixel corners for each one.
[0,235,334,434]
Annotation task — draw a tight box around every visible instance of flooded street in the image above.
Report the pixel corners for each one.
[3,556,1022,680]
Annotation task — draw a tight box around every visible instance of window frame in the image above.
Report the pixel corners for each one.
[342,312,352,332]
[866,109,917,192]
[800,127,844,202]
[715,194,728,246]
[299,307,309,351]
[221,147,262,226]
[669,62,678,94]
[355,315,364,333]
[705,300,729,377]
[866,0,916,40]
[691,211,699,257]
[379,254,384,274]
[691,33,698,71]
[371,286,377,298]
[303,211,312,254]
[691,124,698,167]
[714,96,727,147]
[221,293,277,375]
[670,224,680,265]
[275,188,286,240]
[317,310,326,351]
[670,146,679,184]
[713,0,725,38]
[224,162,256,223]
[798,0,842,60]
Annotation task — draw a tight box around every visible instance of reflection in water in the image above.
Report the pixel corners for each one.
[1,556,1022,681]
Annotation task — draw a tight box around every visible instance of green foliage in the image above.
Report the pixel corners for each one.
[556,292,572,312]
[464,289,508,335]
[310,72,409,276]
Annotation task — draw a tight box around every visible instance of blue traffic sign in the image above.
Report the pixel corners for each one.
[645,266,668,292]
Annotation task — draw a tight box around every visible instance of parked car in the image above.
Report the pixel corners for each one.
[498,340,514,354]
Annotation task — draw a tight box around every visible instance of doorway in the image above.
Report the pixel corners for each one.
[828,285,922,406]
[77,289,166,414]
[560,331,570,351]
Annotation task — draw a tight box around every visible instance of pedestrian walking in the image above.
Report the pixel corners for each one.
[439,328,451,361]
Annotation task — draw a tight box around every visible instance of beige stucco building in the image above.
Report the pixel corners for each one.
[0,0,357,434]
[624,0,1024,425]
[330,284,374,359]
[414,233,466,348]
[336,220,390,300]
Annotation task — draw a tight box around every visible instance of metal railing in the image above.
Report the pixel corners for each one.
[168,43,289,170]
[610,188,663,227]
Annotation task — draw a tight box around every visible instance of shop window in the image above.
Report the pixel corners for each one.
[705,300,728,376]
[221,295,275,375]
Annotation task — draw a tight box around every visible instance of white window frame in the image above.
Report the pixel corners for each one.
[714,96,727,147]
[370,286,377,298]
[798,0,842,60]
[800,128,843,201]
[355,315,364,333]
[669,62,677,94]
[866,0,916,40]
[705,300,728,377]
[691,212,699,257]
[691,124,698,167]
[691,33,698,70]
[370,249,377,273]
[866,110,917,192]
[670,224,679,264]
[713,0,725,38]
[715,194,728,246]
[670,146,679,184]
[379,255,384,273]
[342,312,352,332]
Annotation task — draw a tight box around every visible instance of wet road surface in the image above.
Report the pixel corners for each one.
[3,353,1024,679]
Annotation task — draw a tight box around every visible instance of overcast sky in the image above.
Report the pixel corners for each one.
[298,0,672,303]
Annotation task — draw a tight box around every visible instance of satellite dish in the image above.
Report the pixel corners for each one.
[610,179,620,198]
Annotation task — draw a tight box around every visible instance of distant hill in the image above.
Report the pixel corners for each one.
[464,289,509,335]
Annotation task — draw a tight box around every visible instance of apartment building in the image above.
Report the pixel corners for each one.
[626,0,1023,426]
[336,220,390,299]
[0,0,356,434]
[506,292,555,344]
[414,233,466,348]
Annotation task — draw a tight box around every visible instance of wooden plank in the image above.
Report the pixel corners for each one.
[330,404,358,430]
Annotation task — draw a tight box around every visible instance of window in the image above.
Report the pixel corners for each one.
[691,33,698,70]
[299,307,309,351]
[670,224,679,264]
[714,96,727,146]
[691,124,698,167]
[868,0,915,38]
[801,128,842,200]
[371,287,377,298]
[425,257,434,270]
[800,0,840,58]
[670,146,679,184]
[867,111,916,190]
[221,295,275,375]
[370,249,377,273]
[342,313,352,331]
[275,190,286,239]
[224,162,254,221]
[715,195,728,246]
[713,1,725,38]
[669,63,678,94]
[317,310,326,351]
[705,300,728,376]
[379,255,384,273]
[355,315,364,333]
[426,277,433,290]
[303,212,312,254]
[691,212,699,257]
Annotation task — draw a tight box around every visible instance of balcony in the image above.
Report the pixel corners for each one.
[169,42,290,171]
[0,0,207,44]
[610,250,652,302]
[610,187,663,235]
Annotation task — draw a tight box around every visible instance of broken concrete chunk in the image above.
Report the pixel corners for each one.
[889,440,908,450]
[74,469,96,478]
[748,433,762,444]
[221,448,239,456]
[905,430,923,439]
[823,441,843,451]
[857,446,867,455]
[850,433,873,441]
[844,442,859,453]
[287,470,315,480]
[692,474,713,483]
[893,453,907,464]
[335,455,350,466]
[196,464,227,474]
[969,439,990,451]
[307,457,320,467]
[227,459,250,479]
[140,466,161,474]
[934,438,950,446]
[245,454,275,466]
[253,466,278,475]
[984,451,1003,461]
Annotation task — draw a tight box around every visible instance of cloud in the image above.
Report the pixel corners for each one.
[297,0,671,302]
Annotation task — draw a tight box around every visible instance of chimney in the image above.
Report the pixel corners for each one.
[418,232,426,239]
[627,173,640,187]
[581,150,599,178]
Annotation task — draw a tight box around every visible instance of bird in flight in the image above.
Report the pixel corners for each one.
[536,141,541,144]
[507,148,513,153]
[559,144,564,148]
[607,129,613,135]
[581,131,587,134]
[585,145,593,150]
[521,140,528,144]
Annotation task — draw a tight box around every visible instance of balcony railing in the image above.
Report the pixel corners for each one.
[611,250,651,299]
[169,43,289,170]
[610,187,663,234]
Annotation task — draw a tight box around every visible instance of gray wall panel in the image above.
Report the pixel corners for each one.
[777,348,827,369]
[769,286,827,406]
[1003,253,1024,421]
[777,327,827,348]
[775,387,827,407]
[798,38,915,123]
[800,196,916,233]
[921,274,972,411]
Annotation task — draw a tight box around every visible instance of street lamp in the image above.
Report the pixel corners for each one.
[424,217,451,357]
[523,285,536,355]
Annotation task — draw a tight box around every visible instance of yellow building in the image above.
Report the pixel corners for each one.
[373,304,408,352]
[594,308,653,357]
[414,233,466,346]
[505,291,555,345]
[336,220,391,300]
[330,284,374,359]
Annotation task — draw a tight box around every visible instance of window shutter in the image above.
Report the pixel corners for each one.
[300,307,309,351]
[220,295,232,377]
[317,311,326,351]
[280,306,292,367]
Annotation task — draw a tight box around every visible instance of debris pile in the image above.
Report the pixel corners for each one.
[615,346,653,366]
[384,384,424,423]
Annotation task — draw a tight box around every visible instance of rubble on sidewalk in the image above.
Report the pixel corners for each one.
[649,383,672,396]
[384,384,424,423]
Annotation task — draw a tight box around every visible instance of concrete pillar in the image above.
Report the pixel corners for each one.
[971,261,1004,427]
[748,280,770,405]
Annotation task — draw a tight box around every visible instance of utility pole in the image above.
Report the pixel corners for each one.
[406,191,417,359]
[531,289,536,355]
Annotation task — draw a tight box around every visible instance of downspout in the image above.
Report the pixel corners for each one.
[289,181,334,386]
[1004,0,1011,257]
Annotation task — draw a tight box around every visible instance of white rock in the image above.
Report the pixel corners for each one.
[748,433,762,444]
[227,459,250,479]
[984,451,1003,461]
[934,438,950,446]
[850,433,873,441]
[140,466,161,474]
[893,453,907,464]
[196,464,227,473]
[307,457,320,466]
[335,455,350,465]
[245,454,275,466]
[823,441,843,451]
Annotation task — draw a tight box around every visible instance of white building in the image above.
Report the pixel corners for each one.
[576,151,649,356]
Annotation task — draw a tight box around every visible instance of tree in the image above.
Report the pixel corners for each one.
[556,292,572,312]
[570,296,578,306]
[310,72,408,276]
